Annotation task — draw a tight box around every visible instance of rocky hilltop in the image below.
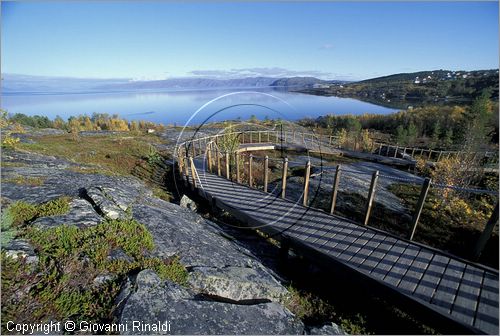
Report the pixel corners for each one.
[1,138,343,334]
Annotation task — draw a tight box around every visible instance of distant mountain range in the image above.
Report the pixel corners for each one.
[269,77,348,87]
[96,77,278,91]
[1,74,349,94]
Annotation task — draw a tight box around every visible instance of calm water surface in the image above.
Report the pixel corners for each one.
[1,88,397,125]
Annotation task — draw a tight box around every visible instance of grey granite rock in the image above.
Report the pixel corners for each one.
[108,248,135,263]
[189,265,289,303]
[119,270,304,335]
[179,194,198,212]
[3,239,38,264]
[307,323,346,335]
[32,198,102,229]
[86,186,129,219]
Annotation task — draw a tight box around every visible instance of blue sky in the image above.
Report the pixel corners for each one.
[1,1,498,80]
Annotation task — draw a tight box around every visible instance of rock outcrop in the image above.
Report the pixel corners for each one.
[120,270,304,335]
[2,148,326,334]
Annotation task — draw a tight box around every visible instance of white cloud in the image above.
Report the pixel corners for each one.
[188,67,333,79]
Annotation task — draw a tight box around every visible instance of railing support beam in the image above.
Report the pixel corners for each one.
[302,161,311,207]
[189,156,197,190]
[207,144,212,173]
[249,154,253,188]
[473,202,499,260]
[264,156,269,193]
[236,152,241,183]
[408,178,431,240]
[364,170,379,226]
[281,157,288,199]
[330,165,341,214]
[217,151,221,176]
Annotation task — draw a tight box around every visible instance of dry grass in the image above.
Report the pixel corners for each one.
[17,133,167,176]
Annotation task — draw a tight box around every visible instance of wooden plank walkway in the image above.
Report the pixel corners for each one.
[185,161,499,335]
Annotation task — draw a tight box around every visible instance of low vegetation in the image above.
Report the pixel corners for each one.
[1,199,188,333]
[7,197,71,227]
[3,175,45,186]
[4,112,174,202]
[389,180,498,267]
[285,285,369,334]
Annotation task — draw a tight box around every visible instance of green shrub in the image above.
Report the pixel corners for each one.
[147,146,163,166]
[2,205,189,332]
[7,197,71,227]
[285,285,370,334]
[1,209,16,245]
[3,176,45,186]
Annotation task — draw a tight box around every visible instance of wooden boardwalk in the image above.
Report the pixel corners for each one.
[185,162,499,335]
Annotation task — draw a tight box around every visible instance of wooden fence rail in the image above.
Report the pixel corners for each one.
[177,130,498,260]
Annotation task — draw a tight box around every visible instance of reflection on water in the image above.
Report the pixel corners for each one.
[1,88,397,125]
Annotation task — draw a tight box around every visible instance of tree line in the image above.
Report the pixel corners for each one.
[6,113,165,133]
[299,92,498,150]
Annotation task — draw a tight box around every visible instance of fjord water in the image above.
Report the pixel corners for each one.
[1,88,397,125]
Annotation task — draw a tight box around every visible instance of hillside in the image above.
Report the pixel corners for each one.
[297,69,499,107]
[270,77,348,88]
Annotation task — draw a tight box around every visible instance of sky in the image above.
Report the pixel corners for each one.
[1,1,498,81]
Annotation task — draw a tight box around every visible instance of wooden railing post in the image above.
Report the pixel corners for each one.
[225,152,230,179]
[330,165,341,214]
[250,131,253,143]
[408,178,431,240]
[217,151,221,176]
[264,156,269,193]
[249,154,253,187]
[364,170,379,226]
[393,145,399,158]
[411,147,416,157]
[183,153,189,185]
[303,161,311,207]
[207,144,212,173]
[473,202,499,260]
[258,131,261,143]
[437,151,443,162]
[236,152,241,183]
[281,157,288,199]
[267,131,270,142]
[189,156,197,190]
[191,142,196,158]
[378,144,382,155]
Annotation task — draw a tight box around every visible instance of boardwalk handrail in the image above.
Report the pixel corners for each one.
[373,141,499,164]
[176,129,499,259]
[177,128,498,165]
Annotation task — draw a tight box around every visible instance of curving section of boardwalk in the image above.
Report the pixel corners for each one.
[184,162,499,335]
